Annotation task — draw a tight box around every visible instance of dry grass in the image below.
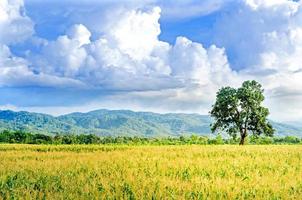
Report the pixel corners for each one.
[0,144,301,199]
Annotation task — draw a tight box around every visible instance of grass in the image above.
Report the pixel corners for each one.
[0,144,302,199]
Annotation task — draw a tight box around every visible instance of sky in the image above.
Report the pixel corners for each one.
[1,0,302,122]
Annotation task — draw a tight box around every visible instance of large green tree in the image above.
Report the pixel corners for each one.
[210,80,274,145]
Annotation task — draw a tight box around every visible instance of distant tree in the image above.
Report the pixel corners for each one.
[32,134,52,144]
[62,135,76,144]
[283,136,301,144]
[210,80,274,145]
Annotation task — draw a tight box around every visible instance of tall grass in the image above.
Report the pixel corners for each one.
[0,145,301,199]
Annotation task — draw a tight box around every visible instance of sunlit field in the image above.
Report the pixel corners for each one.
[0,144,302,199]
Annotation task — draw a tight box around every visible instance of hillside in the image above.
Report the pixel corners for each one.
[0,109,301,137]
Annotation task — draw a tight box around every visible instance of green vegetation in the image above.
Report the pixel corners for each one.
[0,109,301,137]
[0,130,301,145]
[211,80,274,145]
[0,145,302,199]
[0,110,211,136]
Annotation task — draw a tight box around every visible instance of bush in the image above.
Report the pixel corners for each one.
[0,130,301,145]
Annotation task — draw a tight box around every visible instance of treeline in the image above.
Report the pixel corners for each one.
[0,130,301,145]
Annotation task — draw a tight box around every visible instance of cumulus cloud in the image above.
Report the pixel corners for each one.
[31,24,90,78]
[28,6,236,95]
[0,3,235,117]
[0,0,39,86]
[2,0,302,122]
[0,0,34,44]
[209,0,302,121]
[0,0,86,89]
[0,44,86,88]
[104,7,161,60]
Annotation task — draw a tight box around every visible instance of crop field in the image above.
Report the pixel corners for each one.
[0,145,302,199]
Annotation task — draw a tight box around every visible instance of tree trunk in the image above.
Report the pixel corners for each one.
[239,136,245,145]
[239,130,247,145]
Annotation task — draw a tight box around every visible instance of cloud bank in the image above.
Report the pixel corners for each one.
[0,0,302,121]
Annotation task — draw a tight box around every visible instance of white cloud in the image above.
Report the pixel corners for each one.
[245,0,296,9]
[67,24,91,47]
[0,1,86,89]
[0,0,34,44]
[209,0,302,121]
[3,0,302,122]
[28,6,236,95]
[0,44,86,88]
[4,4,239,118]
[104,7,161,60]
[32,25,89,77]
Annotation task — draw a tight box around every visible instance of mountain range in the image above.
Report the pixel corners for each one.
[0,109,301,137]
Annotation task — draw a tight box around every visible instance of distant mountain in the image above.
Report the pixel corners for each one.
[0,109,301,137]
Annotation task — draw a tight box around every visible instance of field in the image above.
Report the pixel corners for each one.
[0,145,302,199]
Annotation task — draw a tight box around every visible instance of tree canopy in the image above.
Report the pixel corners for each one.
[210,80,274,145]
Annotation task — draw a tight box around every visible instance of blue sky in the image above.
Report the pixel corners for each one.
[1,0,302,122]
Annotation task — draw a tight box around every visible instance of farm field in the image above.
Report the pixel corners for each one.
[0,145,302,199]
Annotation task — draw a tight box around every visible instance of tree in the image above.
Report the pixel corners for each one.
[210,80,274,145]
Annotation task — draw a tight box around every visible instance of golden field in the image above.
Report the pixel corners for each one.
[0,144,302,200]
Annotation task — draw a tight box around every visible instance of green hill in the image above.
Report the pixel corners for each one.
[0,109,301,137]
